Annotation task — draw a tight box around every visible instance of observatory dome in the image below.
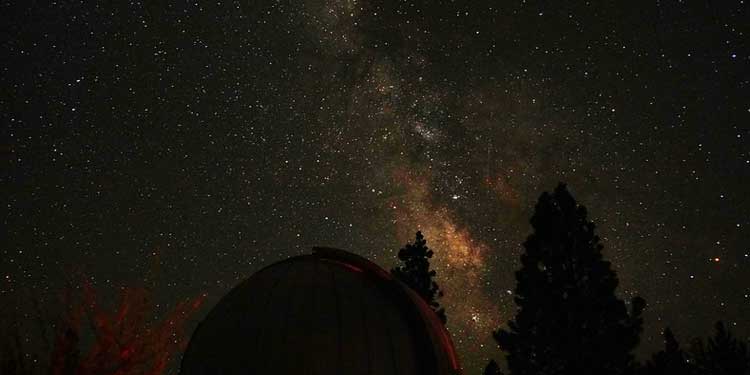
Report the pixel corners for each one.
[180,247,461,375]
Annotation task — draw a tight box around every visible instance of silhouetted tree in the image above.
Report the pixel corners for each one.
[0,295,54,375]
[690,321,749,375]
[391,231,447,324]
[493,183,646,375]
[0,322,32,375]
[0,279,204,375]
[643,327,694,375]
[484,359,504,375]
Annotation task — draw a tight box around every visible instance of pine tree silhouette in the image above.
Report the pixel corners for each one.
[391,231,447,324]
[484,359,504,375]
[493,183,645,375]
[690,321,749,375]
[643,327,694,375]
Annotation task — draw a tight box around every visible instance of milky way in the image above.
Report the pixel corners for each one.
[3,1,749,372]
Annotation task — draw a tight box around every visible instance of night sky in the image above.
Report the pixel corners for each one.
[3,1,749,372]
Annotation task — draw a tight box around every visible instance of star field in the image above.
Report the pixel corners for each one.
[2,1,749,372]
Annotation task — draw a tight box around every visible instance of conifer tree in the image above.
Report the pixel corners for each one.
[484,359,504,375]
[644,327,694,375]
[493,183,645,375]
[690,321,749,375]
[392,231,447,324]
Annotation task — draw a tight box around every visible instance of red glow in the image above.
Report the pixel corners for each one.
[403,282,462,371]
[340,263,364,273]
[437,322,460,370]
[323,259,364,273]
[50,279,205,375]
[120,347,133,360]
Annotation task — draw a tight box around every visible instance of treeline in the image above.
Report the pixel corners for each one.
[392,183,748,375]
[478,183,748,375]
[640,323,749,375]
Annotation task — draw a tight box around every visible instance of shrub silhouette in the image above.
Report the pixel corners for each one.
[690,321,749,375]
[643,327,694,375]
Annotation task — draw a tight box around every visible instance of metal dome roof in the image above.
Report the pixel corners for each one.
[179,247,461,375]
